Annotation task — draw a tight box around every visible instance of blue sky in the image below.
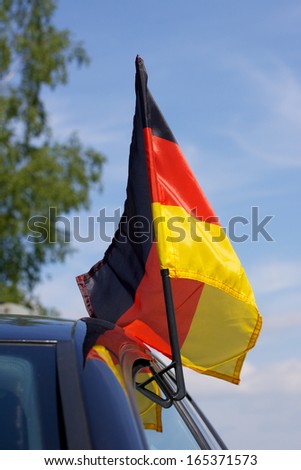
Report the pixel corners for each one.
[35,0,301,449]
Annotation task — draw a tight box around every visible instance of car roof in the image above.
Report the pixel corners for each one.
[0,313,152,365]
[0,314,77,342]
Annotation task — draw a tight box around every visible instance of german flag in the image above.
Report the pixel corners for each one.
[76,56,262,385]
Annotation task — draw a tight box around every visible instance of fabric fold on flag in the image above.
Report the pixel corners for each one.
[76,56,262,385]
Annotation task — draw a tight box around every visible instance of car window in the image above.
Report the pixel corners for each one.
[143,401,200,449]
[0,343,64,450]
[134,360,227,450]
[135,367,200,449]
[178,393,227,449]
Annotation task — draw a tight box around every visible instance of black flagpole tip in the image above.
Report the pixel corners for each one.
[136,55,144,67]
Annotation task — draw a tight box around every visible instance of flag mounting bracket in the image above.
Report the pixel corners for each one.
[135,269,186,407]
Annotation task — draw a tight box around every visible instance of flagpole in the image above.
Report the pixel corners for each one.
[161,268,186,400]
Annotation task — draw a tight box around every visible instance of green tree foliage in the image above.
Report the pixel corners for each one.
[0,0,105,309]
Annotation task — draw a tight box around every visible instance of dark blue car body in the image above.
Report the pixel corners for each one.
[0,314,226,450]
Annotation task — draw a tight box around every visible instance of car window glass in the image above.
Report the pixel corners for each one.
[179,393,226,449]
[144,404,200,449]
[0,344,63,450]
[135,368,199,450]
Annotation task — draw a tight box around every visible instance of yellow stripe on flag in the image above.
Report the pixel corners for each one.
[180,284,262,383]
[152,202,256,306]
[152,202,261,383]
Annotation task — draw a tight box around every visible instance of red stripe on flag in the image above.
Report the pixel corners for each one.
[117,243,204,356]
[143,128,220,225]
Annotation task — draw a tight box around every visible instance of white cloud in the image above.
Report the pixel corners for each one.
[184,359,301,448]
[184,357,301,398]
[248,260,301,295]
[245,60,301,127]
[265,311,301,330]
[221,57,301,168]
[240,359,301,395]
[44,93,132,148]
